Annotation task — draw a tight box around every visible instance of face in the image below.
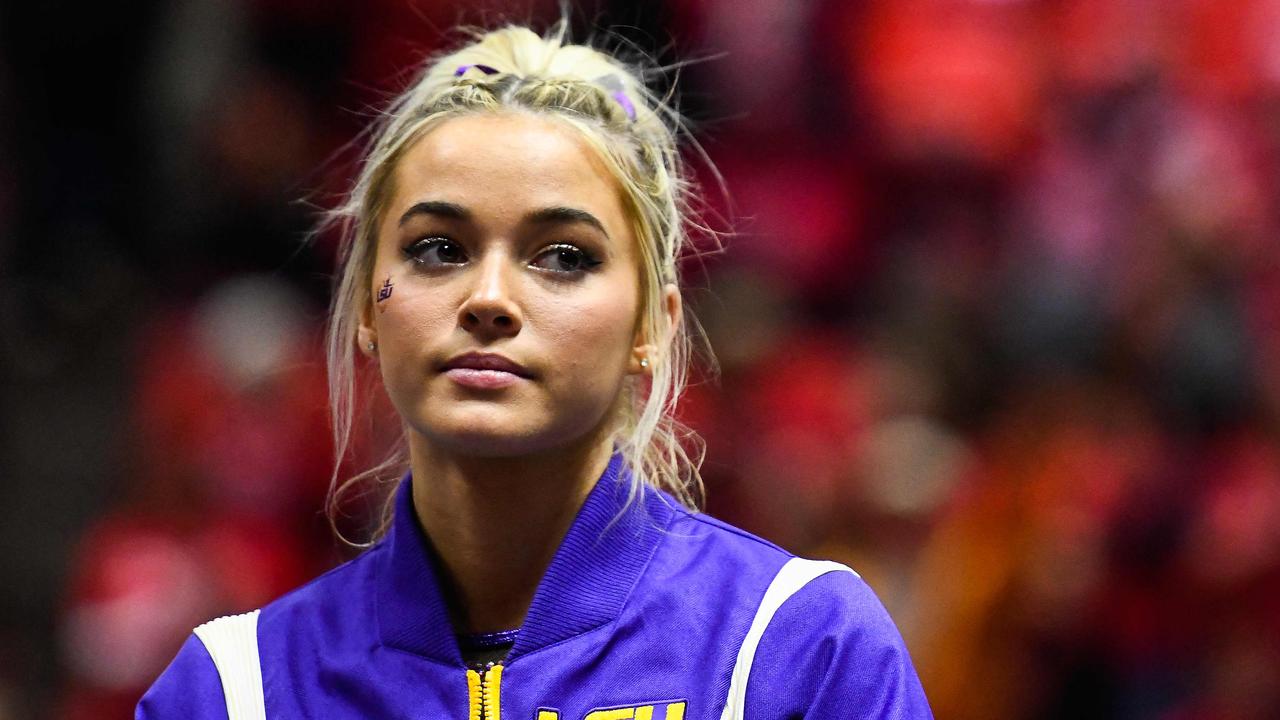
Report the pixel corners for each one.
[359,112,668,458]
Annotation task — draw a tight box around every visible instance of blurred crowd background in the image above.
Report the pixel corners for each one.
[2,0,1279,717]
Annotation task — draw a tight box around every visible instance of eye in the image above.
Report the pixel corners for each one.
[404,237,467,266]
[530,244,602,274]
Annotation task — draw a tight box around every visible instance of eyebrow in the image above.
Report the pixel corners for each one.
[397,201,610,239]
[398,200,469,225]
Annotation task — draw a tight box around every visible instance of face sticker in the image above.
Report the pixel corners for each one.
[376,276,394,311]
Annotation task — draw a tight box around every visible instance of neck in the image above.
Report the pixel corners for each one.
[408,431,615,634]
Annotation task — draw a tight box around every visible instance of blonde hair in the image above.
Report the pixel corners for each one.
[322,20,717,544]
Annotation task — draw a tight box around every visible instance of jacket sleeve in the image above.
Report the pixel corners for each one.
[743,570,933,719]
[135,634,229,720]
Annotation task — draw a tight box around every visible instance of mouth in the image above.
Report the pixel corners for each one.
[440,352,534,389]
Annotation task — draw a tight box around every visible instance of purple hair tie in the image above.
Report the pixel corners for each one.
[594,74,637,121]
[610,90,637,121]
[454,63,500,77]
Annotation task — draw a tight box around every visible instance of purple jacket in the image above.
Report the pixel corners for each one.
[137,452,932,719]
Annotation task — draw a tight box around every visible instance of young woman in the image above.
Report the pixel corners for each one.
[137,22,932,720]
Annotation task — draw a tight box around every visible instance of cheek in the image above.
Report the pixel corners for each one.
[374,280,457,366]
[529,284,639,382]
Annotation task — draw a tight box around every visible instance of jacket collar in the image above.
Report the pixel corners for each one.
[375,451,676,666]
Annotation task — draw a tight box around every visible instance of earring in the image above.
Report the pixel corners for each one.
[639,357,650,369]
[368,341,377,351]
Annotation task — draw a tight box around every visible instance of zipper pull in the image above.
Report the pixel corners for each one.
[467,662,503,720]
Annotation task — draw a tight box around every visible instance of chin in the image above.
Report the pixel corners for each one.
[414,406,610,459]
[412,408,553,457]
[431,431,543,458]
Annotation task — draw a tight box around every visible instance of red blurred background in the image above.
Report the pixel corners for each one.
[2,0,1279,718]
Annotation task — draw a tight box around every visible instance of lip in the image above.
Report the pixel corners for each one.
[440,352,533,389]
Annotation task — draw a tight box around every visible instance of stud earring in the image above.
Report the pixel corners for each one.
[639,357,650,369]
[368,342,377,351]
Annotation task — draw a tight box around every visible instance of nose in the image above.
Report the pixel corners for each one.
[458,252,522,338]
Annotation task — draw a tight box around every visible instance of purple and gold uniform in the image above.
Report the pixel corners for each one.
[137,452,932,719]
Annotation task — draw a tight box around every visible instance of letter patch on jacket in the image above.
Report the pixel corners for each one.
[536,700,687,720]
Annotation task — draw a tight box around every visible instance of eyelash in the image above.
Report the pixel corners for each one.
[403,237,466,267]
[402,237,603,275]
[535,243,605,274]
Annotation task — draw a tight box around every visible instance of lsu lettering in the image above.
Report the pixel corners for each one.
[536,701,687,720]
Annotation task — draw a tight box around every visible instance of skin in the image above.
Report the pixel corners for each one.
[357,112,680,633]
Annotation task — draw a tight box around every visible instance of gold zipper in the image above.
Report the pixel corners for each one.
[466,662,503,720]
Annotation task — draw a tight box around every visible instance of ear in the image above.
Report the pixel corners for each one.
[629,283,681,374]
[357,284,378,359]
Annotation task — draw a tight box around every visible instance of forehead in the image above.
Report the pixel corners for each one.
[387,113,630,234]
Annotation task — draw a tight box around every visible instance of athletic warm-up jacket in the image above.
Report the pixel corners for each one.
[137,453,933,719]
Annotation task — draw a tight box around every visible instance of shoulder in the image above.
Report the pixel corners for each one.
[745,563,934,719]
[759,565,903,653]
[657,505,932,718]
[660,507,887,631]
[634,505,797,619]
[662,504,794,569]
[135,633,227,719]
[136,543,386,718]
[238,540,388,676]
[255,541,384,628]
